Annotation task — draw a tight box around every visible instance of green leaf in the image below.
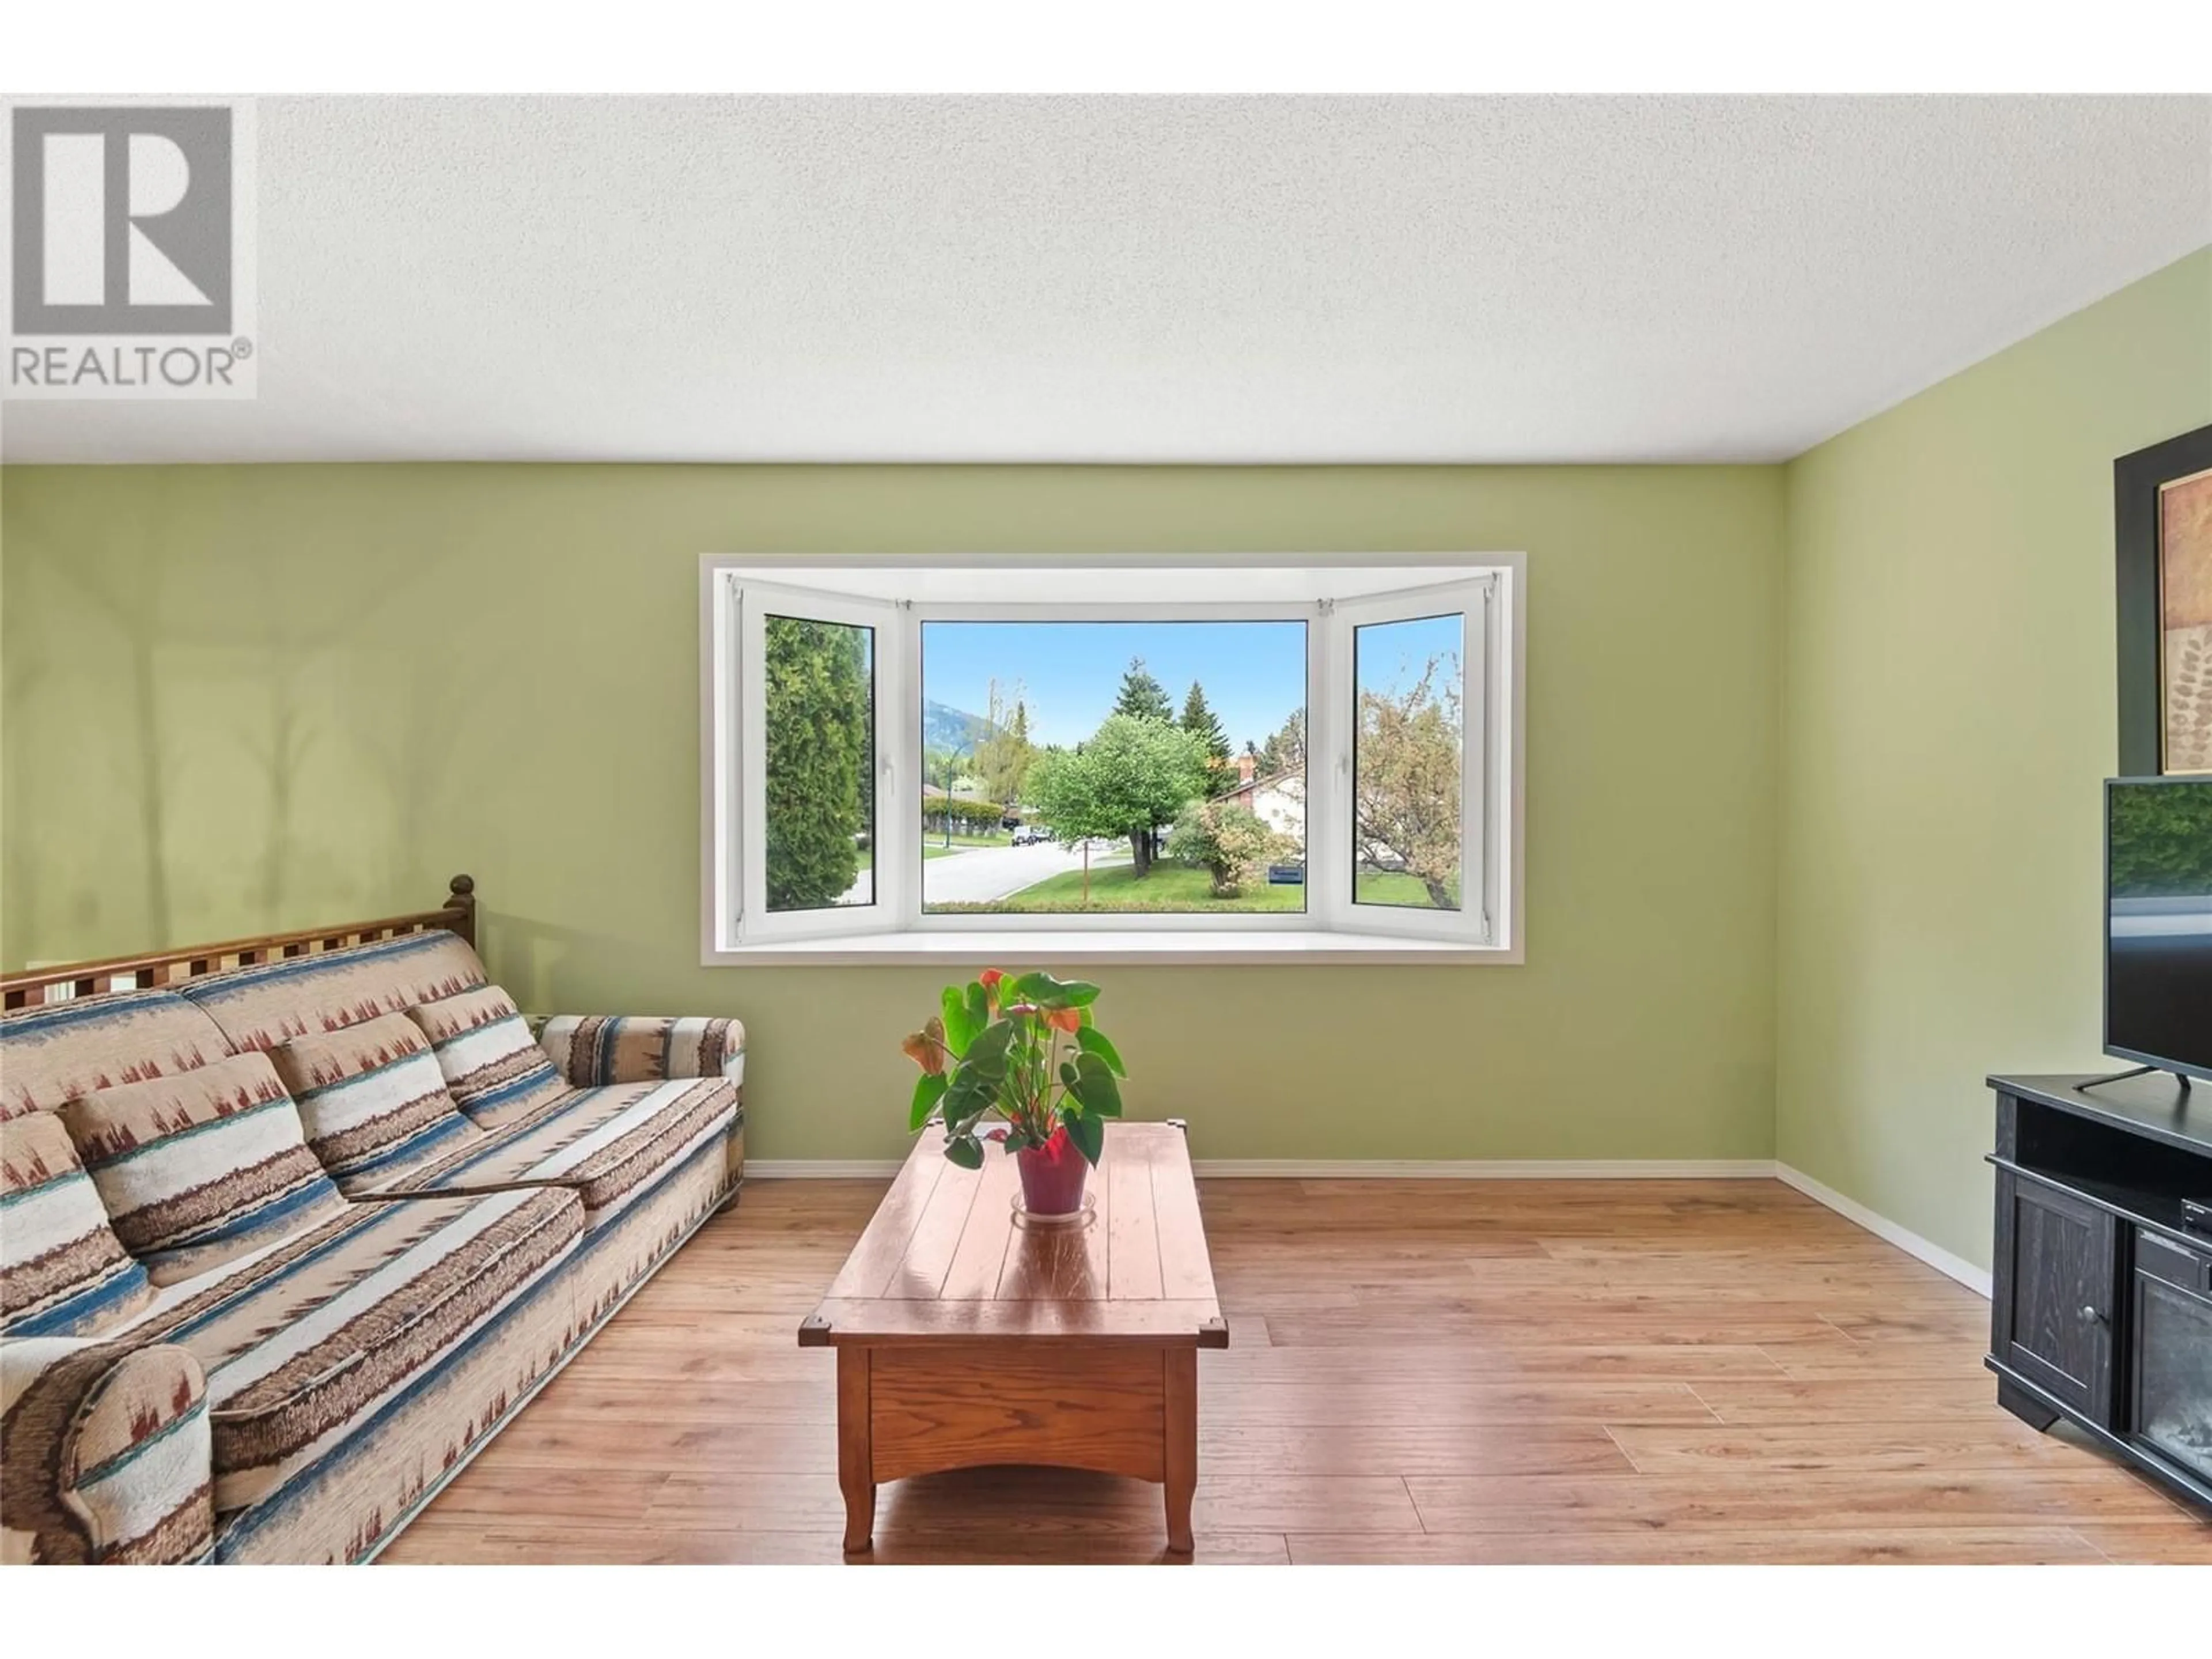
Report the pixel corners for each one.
[1074,1025,1125,1077]
[1006,971,1100,1010]
[965,981,991,1041]
[909,1070,949,1132]
[1063,1108,1105,1166]
[943,1134,984,1171]
[943,1067,996,1127]
[1065,1051,1123,1118]
[941,986,975,1057]
[963,1018,1016,1080]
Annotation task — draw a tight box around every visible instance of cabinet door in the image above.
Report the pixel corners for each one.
[1995,1173,2119,1423]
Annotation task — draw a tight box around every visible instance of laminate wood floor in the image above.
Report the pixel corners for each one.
[380,1177,2212,1565]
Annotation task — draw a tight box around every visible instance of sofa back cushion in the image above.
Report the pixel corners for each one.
[178,929,488,1054]
[1,990,234,1123]
[268,1013,485,1194]
[60,1053,350,1286]
[1,1112,155,1337]
[406,986,569,1130]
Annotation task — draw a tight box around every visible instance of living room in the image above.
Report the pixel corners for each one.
[3,12,2209,1645]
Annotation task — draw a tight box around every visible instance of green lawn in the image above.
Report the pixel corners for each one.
[921,831,1013,859]
[933,861,1307,915]
[1353,870,1461,910]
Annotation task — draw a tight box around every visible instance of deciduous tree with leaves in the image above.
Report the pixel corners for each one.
[1353,657,1463,910]
[972,682,1037,808]
[1024,714,1210,888]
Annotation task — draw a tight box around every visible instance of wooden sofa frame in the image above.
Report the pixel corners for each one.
[2,875,479,1011]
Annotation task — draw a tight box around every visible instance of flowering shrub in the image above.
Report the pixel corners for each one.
[901,969,1127,1169]
[1168,800,1294,897]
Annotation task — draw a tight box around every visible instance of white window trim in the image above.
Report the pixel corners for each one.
[699,553,1525,966]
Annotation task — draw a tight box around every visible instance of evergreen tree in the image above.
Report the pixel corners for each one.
[762,616,870,909]
[1111,656,1175,724]
[1180,680,1234,794]
[1256,708,1307,778]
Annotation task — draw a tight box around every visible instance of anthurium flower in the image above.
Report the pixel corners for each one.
[1046,1006,1082,1034]
[902,1016,947,1074]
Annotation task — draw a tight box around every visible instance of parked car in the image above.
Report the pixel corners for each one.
[1012,824,1051,846]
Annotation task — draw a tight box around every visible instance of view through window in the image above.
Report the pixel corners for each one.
[1353,612,1464,911]
[763,613,876,913]
[919,620,1308,915]
[714,561,1514,954]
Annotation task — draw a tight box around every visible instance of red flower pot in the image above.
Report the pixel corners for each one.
[1015,1125,1089,1215]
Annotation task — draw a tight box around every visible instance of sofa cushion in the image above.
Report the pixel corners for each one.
[1,1113,154,1338]
[395,1077,740,1225]
[60,1054,350,1287]
[1,988,234,1122]
[268,1014,484,1196]
[539,1015,747,1086]
[179,929,488,1054]
[406,986,567,1130]
[124,1186,584,1514]
[0,1335,214,1564]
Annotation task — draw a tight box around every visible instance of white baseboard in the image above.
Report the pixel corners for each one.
[1191,1158,1778,1179]
[747,1157,1777,1180]
[1775,1162,1993,1299]
[745,1159,907,1178]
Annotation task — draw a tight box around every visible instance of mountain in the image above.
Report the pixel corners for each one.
[923,699,997,756]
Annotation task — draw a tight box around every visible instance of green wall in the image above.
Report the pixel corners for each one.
[1,465,1784,1162]
[1777,248,2212,1269]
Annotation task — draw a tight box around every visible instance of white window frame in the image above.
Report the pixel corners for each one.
[726,581,908,946]
[700,554,1524,965]
[1323,577,1500,945]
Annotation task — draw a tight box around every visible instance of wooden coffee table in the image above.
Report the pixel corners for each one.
[800,1120,1227,1555]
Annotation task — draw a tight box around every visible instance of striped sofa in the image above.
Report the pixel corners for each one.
[0,929,745,1565]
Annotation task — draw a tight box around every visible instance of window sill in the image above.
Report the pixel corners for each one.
[704,929,1518,967]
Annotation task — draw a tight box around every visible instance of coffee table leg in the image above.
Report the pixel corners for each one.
[1164,1347,1196,1554]
[838,1347,876,1554]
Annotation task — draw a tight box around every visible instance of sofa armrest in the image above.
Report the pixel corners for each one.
[1,1336,215,1565]
[537,1015,747,1088]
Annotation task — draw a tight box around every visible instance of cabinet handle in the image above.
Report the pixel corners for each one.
[2077,1304,2104,1327]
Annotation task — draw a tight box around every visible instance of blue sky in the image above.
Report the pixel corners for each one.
[922,621,1307,751]
[1355,612,1464,705]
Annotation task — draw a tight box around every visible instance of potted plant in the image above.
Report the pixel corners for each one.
[901,969,1127,1216]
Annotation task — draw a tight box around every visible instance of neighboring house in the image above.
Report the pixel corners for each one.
[1223,759,1306,844]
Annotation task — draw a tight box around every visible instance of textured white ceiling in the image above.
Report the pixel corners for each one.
[5,94,2209,465]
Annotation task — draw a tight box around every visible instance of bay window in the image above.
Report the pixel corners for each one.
[701,555,1522,963]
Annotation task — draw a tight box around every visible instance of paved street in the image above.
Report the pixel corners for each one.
[922,842,1117,904]
[830,841,1128,908]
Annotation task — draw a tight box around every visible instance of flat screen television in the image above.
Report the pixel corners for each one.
[2107,776,2212,1084]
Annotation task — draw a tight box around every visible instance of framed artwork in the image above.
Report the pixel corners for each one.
[2116,423,2212,776]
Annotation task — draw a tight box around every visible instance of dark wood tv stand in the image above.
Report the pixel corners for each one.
[1986,1073,2212,1514]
